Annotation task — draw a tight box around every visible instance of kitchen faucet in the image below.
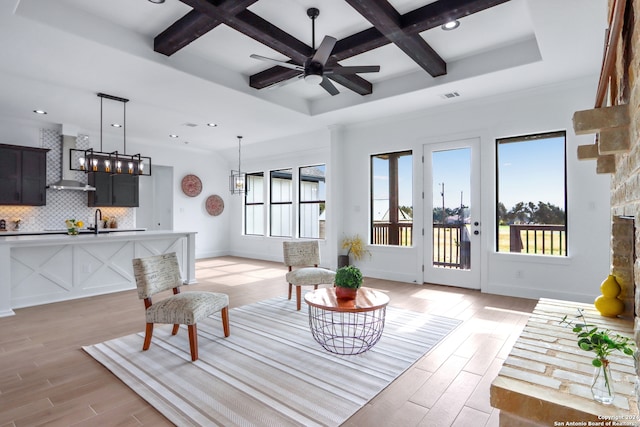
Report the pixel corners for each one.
[92,209,102,235]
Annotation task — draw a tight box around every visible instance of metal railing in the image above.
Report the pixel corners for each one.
[508,224,566,256]
[371,222,412,246]
[433,224,470,269]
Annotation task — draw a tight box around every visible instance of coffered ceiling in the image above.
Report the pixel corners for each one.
[0,0,607,151]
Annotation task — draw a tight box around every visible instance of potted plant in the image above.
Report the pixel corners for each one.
[560,309,635,404]
[339,234,370,268]
[334,265,363,300]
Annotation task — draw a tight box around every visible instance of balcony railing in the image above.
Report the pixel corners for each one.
[433,224,470,269]
[372,222,412,246]
[508,224,566,256]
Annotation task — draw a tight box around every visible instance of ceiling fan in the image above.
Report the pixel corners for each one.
[250,7,380,96]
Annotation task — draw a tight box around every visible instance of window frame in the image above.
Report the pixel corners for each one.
[269,168,293,238]
[370,150,413,247]
[495,130,568,256]
[298,164,326,239]
[244,172,265,236]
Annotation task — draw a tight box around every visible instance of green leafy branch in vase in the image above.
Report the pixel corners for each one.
[560,308,634,398]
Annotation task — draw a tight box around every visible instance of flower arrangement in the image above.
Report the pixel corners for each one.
[13,218,21,231]
[560,308,634,404]
[65,219,84,235]
[341,234,370,261]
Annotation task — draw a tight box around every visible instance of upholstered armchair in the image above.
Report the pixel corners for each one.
[132,252,230,361]
[282,241,336,310]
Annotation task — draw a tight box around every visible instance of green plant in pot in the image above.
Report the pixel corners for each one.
[560,308,634,405]
[334,265,363,300]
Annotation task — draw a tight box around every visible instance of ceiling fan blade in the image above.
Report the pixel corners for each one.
[319,77,339,96]
[250,54,303,71]
[311,36,337,66]
[325,65,380,74]
[266,74,304,90]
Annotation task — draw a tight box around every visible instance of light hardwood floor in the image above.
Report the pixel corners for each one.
[0,256,537,426]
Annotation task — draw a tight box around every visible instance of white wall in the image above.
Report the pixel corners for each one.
[227,129,334,269]
[230,77,612,303]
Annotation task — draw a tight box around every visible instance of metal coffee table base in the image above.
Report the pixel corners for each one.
[307,305,387,355]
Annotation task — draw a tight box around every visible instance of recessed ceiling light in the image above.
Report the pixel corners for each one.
[111,123,122,128]
[148,0,165,3]
[33,109,47,115]
[207,123,218,128]
[169,134,179,138]
[441,20,460,31]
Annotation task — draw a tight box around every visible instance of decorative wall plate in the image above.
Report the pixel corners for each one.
[181,174,202,197]
[206,195,224,216]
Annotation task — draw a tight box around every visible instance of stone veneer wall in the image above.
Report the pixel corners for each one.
[0,128,135,231]
[607,0,640,343]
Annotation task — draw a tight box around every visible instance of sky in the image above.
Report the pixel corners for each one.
[431,135,565,213]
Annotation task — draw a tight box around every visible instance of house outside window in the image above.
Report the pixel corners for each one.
[371,150,413,246]
[496,131,567,256]
[244,172,264,235]
[299,164,326,239]
[270,168,293,237]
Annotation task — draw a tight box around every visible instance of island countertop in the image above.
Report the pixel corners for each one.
[0,230,197,317]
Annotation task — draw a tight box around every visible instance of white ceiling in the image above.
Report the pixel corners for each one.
[0,0,607,153]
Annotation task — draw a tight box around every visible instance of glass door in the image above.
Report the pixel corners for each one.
[423,138,480,289]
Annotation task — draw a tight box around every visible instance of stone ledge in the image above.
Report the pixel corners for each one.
[491,298,638,427]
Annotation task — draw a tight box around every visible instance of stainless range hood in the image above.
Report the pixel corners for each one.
[47,135,96,191]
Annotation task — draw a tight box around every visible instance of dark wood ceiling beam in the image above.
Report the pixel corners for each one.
[178,0,311,62]
[345,0,446,77]
[155,0,257,56]
[250,0,510,87]
[402,0,511,34]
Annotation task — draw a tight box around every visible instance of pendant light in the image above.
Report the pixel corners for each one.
[70,93,151,176]
[229,136,248,195]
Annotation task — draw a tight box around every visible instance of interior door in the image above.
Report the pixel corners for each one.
[423,138,481,289]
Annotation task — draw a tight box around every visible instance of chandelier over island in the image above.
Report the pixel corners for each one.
[70,93,151,176]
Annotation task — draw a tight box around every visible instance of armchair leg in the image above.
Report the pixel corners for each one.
[296,286,302,311]
[288,283,292,300]
[143,323,154,351]
[188,324,198,361]
[221,306,230,337]
[171,324,180,335]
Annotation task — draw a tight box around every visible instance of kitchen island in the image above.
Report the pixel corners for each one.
[0,230,196,317]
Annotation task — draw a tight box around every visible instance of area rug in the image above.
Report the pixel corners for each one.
[83,296,461,427]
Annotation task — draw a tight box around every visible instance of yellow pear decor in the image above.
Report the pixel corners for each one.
[594,274,624,317]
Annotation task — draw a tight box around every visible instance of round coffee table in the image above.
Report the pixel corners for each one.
[304,287,390,355]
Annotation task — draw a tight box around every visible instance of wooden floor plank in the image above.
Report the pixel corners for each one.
[0,256,536,426]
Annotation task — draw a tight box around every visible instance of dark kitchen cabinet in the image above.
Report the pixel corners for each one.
[0,144,48,206]
[88,172,138,207]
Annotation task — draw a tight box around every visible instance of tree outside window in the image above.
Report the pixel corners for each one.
[496,131,567,256]
[371,151,413,246]
[299,164,326,239]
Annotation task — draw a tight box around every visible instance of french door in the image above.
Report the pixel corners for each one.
[423,138,481,289]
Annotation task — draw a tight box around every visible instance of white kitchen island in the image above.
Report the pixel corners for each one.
[0,230,196,317]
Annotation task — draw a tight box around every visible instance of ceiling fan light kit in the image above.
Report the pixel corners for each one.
[250,7,380,96]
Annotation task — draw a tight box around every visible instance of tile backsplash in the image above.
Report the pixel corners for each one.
[0,129,134,231]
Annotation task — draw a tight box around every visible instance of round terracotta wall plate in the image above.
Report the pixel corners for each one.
[206,195,224,216]
[181,174,202,197]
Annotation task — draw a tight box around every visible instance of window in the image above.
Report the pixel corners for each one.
[496,131,567,256]
[371,151,413,246]
[299,164,326,239]
[244,173,264,235]
[270,168,293,237]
